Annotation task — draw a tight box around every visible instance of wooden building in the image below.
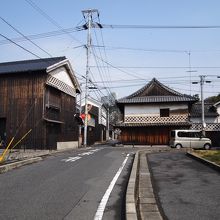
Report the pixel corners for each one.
[116,78,198,145]
[0,57,81,150]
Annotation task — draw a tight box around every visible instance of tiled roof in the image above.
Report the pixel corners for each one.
[191,103,218,118]
[118,96,196,103]
[117,78,197,104]
[115,121,191,127]
[0,57,66,74]
[127,78,183,98]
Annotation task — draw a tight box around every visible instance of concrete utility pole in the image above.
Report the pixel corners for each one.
[82,9,99,147]
[192,75,211,132]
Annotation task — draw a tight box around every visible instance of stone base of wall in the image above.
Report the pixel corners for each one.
[57,141,79,150]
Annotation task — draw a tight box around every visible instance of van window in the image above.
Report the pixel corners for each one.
[178,132,188,137]
[177,131,202,138]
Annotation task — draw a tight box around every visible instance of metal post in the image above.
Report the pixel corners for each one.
[82,9,99,147]
[107,107,110,140]
[200,75,205,131]
[78,90,82,147]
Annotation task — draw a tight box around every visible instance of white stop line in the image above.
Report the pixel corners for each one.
[94,154,130,220]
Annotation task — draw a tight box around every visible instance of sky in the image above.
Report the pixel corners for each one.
[1,0,220,100]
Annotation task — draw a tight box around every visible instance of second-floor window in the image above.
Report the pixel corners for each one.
[160,108,170,117]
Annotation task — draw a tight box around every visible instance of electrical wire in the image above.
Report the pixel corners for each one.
[25,0,84,46]
[0,28,82,46]
[0,16,52,57]
[0,33,42,59]
[91,45,188,54]
[98,24,220,29]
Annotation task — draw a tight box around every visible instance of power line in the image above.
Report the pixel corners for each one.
[25,0,83,46]
[0,28,81,46]
[92,53,146,80]
[90,65,220,69]
[96,24,220,29]
[0,33,42,59]
[92,28,115,100]
[0,16,52,57]
[91,45,188,53]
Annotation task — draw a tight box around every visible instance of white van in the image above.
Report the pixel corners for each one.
[170,130,212,150]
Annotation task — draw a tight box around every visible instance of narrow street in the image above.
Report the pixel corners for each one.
[0,146,135,220]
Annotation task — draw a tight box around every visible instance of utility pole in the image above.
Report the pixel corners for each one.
[106,106,110,140]
[192,75,211,133]
[82,9,99,147]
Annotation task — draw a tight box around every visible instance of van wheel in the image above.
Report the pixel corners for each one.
[175,144,182,150]
[204,144,211,150]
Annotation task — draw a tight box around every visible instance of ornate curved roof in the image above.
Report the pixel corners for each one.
[117,78,197,104]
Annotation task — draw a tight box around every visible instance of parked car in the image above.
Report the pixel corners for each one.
[170,130,212,150]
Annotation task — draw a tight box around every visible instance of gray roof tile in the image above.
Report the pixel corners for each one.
[117,78,197,104]
[0,56,66,74]
[191,103,218,117]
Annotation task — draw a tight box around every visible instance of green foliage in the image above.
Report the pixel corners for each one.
[196,150,220,165]
[205,93,220,103]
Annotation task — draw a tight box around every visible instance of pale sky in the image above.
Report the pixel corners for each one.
[1,0,220,100]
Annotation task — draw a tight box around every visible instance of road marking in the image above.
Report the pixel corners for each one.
[61,148,103,163]
[94,154,130,220]
[61,156,81,162]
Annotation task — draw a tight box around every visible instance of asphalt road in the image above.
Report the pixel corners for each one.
[0,146,135,220]
[148,152,220,220]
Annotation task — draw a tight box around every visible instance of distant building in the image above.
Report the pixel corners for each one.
[0,57,81,150]
[81,97,107,145]
[190,102,220,147]
[115,78,197,145]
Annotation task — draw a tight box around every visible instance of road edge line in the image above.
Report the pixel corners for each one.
[94,154,130,220]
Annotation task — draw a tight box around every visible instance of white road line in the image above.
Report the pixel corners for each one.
[61,148,103,163]
[61,156,81,162]
[94,154,130,220]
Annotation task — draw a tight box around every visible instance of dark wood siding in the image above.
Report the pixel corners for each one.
[0,72,45,149]
[60,91,78,142]
[44,86,79,148]
[0,69,79,150]
[119,126,190,145]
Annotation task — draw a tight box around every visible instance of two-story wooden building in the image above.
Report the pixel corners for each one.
[0,57,81,150]
[116,78,198,145]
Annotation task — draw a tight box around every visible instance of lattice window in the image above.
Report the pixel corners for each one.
[124,114,188,123]
[191,123,220,131]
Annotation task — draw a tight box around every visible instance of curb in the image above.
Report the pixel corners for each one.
[0,157,42,174]
[138,151,163,220]
[125,150,163,220]
[125,150,139,220]
[186,152,220,172]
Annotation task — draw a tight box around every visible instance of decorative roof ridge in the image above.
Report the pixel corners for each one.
[123,77,196,100]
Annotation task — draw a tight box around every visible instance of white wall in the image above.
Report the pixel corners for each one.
[49,67,74,88]
[124,103,188,116]
[190,117,217,123]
